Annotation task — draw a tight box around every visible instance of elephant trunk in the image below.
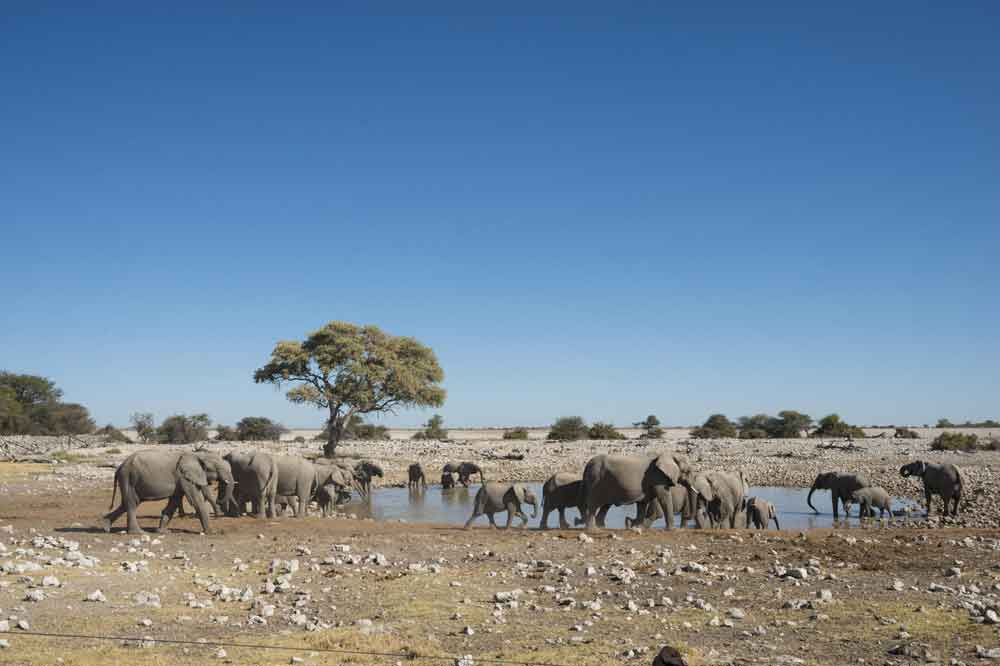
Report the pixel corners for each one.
[807,483,819,514]
[530,498,539,518]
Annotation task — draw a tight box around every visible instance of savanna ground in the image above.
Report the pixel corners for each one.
[1,435,999,665]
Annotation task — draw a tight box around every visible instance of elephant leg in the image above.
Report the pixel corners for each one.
[831,495,839,520]
[951,493,960,516]
[255,494,266,520]
[924,488,933,516]
[772,516,780,530]
[157,495,181,533]
[463,511,480,530]
[596,504,611,528]
[125,496,144,534]
[653,486,675,530]
[540,505,551,529]
[558,508,570,530]
[503,504,516,529]
[487,512,498,529]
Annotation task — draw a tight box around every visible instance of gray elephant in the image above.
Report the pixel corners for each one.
[540,472,585,529]
[807,471,871,519]
[314,462,355,516]
[689,471,748,528]
[104,450,234,534]
[624,486,691,529]
[900,461,963,516]
[744,496,780,530]
[408,463,426,489]
[273,455,317,517]
[464,482,538,529]
[848,486,891,519]
[457,462,485,487]
[580,453,693,530]
[354,460,383,496]
[441,463,457,489]
[223,451,279,518]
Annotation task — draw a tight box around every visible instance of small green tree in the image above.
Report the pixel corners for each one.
[236,416,287,441]
[738,414,772,439]
[343,414,389,440]
[214,425,239,441]
[930,432,978,451]
[130,412,156,443]
[413,414,447,440]
[588,422,625,440]
[96,424,132,443]
[812,414,866,438]
[503,427,530,440]
[691,413,738,439]
[254,321,446,456]
[936,418,955,428]
[156,413,211,444]
[633,415,664,439]
[547,416,589,441]
[770,410,813,438]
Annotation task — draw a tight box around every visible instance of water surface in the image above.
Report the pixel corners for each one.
[340,484,922,530]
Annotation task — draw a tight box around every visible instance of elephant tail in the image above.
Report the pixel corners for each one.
[108,476,118,510]
[773,515,780,530]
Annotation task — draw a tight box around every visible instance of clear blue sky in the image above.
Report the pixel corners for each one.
[2,3,997,429]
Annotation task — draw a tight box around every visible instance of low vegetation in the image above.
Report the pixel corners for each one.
[737,410,812,439]
[502,427,530,440]
[930,432,1000,452]
[690,413,738,439]
[547,416,589,441]
[633,414,664,439]
[412,414,447,440]
[588,421,625,440]
[812,413,866,439]
[0,371,96,435]
[95,423,132,443]
[937,418,1000,428]
[155,413,211,444]
[236,416,287,441]
[894,427,920,439]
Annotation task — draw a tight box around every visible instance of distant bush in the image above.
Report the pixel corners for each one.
[412,414,447,441]
[737,411,812,439]
[937,418,999,428]
[503,428,530,440]
[236,416,287,441]
[691,413,738,439]
[931,432,979,451]
[214,425,238,441]
[812,414,866,439]
[0,372,96,435]
[588,422,625,440]
[156,413,211,444]
[130,412,156,443]
[633,415,664,439]
[893,427,920,439]
[293,436,306,443]
[547,416,589,441]
[96,424,132,444]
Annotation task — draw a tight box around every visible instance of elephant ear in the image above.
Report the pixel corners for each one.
[691,475,714,502]
[652,455,681,486]
[177,454,208,488]
[509,484,527,505]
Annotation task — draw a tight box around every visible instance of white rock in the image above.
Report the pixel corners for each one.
[86,590,106,603]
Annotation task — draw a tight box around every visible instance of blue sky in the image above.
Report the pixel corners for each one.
[2,3,997,429]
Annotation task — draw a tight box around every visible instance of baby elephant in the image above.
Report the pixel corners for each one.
[408,463,426,490]
[849,487,892,519]
[464,482,538,529]
[744,496,780,530]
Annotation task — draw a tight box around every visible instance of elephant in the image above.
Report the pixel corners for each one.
[104,450,234,535]
[464,482,538,529]
[744,496,780,530]
[441,463,457,489]
[580,453,693,530]
[624,486,691,529]
[273,455,317,517]
[900,461,963,516]
[223,451,279,519]
[408,463,427,490]
[848,486,891,519]
[540,472,585,529]
[807,471,871,519]
[314,463,355,516]
[456,462,485,487]
[354,461,383,496]
[689,471,749,529]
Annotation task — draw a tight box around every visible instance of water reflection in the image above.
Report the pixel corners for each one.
[345,484,922,530]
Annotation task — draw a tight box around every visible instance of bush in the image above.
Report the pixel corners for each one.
[737,411,812,439]
[633,415,665,439]
[156,413,211,444]
[893,427,920,439]
[214,425,238,441]
[503,428,530,440]
[96,424,132,443]
[236,416,287,441]
[547,416,589,441]
[130,412,156,443]
[413,414,447,441]
[690,413,738,439]
[812,414,866,439]
[588,422,625,440]
[293,436,306,443]
[931,432,979,451]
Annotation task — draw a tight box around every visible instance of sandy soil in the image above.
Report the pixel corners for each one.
[1,438,999,666]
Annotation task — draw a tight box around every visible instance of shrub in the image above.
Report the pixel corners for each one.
[156,413,211,444]
[130,412,156,443]
[503,428,530,440]
[96,424,132,443]
[931,432,978,451]
[984,438,1000,451]
[812,414,866,439]
[588,422,625,440]
[236,416,287,441]
[293,436,306,443]
[413,414,448,441]
[893,427,920,439]
[690,413,738,439]
[547,416,589,441]
[214,425,238,441]
[633,415,665,439]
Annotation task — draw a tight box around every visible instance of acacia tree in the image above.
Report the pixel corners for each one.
[254,321,446,456]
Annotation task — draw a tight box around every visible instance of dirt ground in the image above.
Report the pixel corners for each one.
[1,450,999,666]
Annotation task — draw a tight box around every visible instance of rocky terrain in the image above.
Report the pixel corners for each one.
[0,435,998,665]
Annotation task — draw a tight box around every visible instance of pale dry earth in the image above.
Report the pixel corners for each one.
[0,435,999,665]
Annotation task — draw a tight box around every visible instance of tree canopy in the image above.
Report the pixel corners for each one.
[634,415,664,439]
[235,416,287,441]
[0,372,95,435]
[254,321,445,456]
[547,416,590,441]
[736,410,812,439]
[812,413,866,439]
[156,413,211,444]
[691,413,738,439]
[413,414,447,440]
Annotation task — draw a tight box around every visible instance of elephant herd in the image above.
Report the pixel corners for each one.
[102,448,965,535]
[104,449,383,534]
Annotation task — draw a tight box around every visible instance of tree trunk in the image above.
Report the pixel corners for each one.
[323,414,343,458]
